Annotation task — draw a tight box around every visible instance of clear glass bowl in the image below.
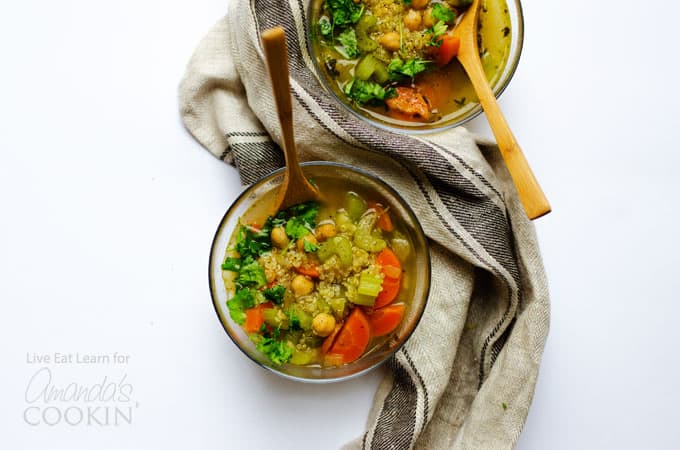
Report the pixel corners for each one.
[209,162,431,382]
[306,0,524,134]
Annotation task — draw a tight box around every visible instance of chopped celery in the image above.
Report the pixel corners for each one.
[334,236,353,266]
[262,308,288,329]
[328,297,348,318]
[391,232,411,261]
[317,236,353,266]
[355,54,389,83]
[289,348,318,365]
[356,15,378,52]
[358,271,383,297]
[335,210,356,233]
[346,192,367,221]
[288,306,313,331]
[352,293,377,307]
[354,212,387,252]
[317,239,336,262]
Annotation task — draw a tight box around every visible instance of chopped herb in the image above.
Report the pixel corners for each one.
[336,28,360,59]
[221,257,242,272]
[303,240,319,253]
[319,16,332,38]
[252,334,293,365]
[235,223,272,260]
[325,0,364,27]
[426,20,448,47]
[454,97,466,106]
[432,3,456,23]
[502,26,510,37]
[388,58,429,81]
[236,260,267,289]
[343,78,397,106]
[502,402,508,410]
[263,285,286,305]
[226,288,255,325]
[403,0,412,4]
[282,202,319,239]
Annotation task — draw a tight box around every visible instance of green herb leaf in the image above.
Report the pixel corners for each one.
[502,402,508,410]
[325,0,364,27]
[263,285,286,305]
[336,28,360,59]
[432,3,456,23]
[426,20,448,47]
[387,58,429,81]
[343,78,397,106]
[226,288,255,325]
[221,257,242,272]
[288,309,302,331]
[252,335,293,365]
[236,260,267,289]
[303,240,319,253]
[403,0,412,5]
[319,16,332,38]
[235,224,272,260]
[283,202,320,239]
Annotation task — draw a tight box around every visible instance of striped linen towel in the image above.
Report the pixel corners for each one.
[178,1,550,448]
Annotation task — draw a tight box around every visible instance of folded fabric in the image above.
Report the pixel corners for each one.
[178,1,550,448]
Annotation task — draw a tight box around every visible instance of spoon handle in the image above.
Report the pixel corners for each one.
[261,27,320,210]
[458,53,551,219]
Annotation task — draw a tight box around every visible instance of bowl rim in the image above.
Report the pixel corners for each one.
[305,0,525,135]
[208,161,431,383]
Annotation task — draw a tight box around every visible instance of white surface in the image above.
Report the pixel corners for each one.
[1,0,679,448]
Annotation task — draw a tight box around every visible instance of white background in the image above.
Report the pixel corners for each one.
[1,0,679,448]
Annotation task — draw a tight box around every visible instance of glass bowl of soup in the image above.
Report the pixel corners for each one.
[307,0,524,133]
[209,162,430,382]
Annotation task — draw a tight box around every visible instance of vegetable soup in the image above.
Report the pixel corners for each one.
[221,182,417,367]
[310,0,512,125]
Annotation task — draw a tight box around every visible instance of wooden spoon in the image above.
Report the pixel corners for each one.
[261,27,322,212]
[452,0,551,219]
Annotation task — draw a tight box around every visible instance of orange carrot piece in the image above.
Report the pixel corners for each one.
[368,304,405,337]
[243,303,273,333]
[321,324,342,355]
[374,276,401,309]
[329,308,371,363]
[294,265,320,278]
[434,34,460,67]
[376,248,402,276]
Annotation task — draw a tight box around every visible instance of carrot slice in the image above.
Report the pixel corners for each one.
[243,303,272,333]
[329,308,371,363]
[368,304,405,337]
[376,248,401,274]
[294,265,320,278]
[434,34,460,67]
[374,276,401,309]
[368,202,395,233]
[321,324,342,355]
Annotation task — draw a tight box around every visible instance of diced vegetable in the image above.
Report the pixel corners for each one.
[385,87,432,121]
[252,335,293,365]
[289,348,318,365]
[288,306,313,331]
[294,264,320,278]
[433,34,460,67]
[358,271,383,297]
[335,210,356,233]
[262,307,288,329]
[328,308,371,363]
[346,192,367,220]
[317,235,353,266]
[368,304,405,337]
[321,324,342,354]
[376,247,402,270]
[355,14,378,52]
[354,212,387,252]
[227,288,255,325]
[374,276,401,308]
[355,54,389,84]
[244,303,272,333]
[391,233,411,261]
[328,297,348,319]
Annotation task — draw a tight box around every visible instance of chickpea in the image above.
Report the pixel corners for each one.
[403,9,422,31]
[423,7,434,28]
[379,32,401,52]
[271,226,289,249]
[411,0,429,10]
[312,313,336,337]
[291,275,314,296]
[297,234,318,252]
[316,223,337,241]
